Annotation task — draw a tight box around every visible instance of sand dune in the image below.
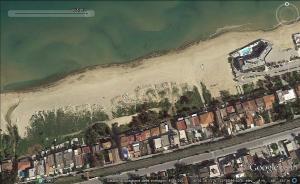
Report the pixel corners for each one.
[1,22,299,137]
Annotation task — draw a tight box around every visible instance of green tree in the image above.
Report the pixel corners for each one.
[84,123,111,146]
[219,90,231,101]
[201,82,212,105]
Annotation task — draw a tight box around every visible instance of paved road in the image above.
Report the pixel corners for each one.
[56,119,300,184]
[109,126,300,177]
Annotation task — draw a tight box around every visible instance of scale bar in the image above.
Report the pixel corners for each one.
[8,10,95,17]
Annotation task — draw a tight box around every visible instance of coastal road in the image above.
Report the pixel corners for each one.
[128,126,299,177]
[56,118,300,184]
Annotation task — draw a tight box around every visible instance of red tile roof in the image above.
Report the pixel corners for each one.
[18,159,31,171]
[135,133,143,142]
[74,155,83,167]
[150,127,160,137]
[176,119,187,130]
[127,135,135,144]
[245,113,254,127]
[263,94,276,110]
[242,100,257,112]
[199,112,215,128]
[141,130,151,141]
[254,116,265,126]
[226,106,235,114]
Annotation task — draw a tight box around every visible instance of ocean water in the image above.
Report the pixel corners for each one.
[1,1,299,90]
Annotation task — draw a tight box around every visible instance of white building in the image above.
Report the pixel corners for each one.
[209,164,221,178]
[179,130,187,141]
[293,33,300,49]
[153,138,162,150]
[276,89,297,104]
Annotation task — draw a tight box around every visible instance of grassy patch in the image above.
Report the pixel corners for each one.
[17,109,109,155]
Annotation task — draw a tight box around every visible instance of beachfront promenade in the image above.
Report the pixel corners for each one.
[56,118,300,184]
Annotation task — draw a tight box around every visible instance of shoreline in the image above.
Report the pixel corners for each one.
[1,21,299,137]
[1,20,295,94]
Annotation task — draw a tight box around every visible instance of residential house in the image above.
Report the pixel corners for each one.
[18,157,32,179]
[102,140,112,150]
[131,142,141,158]
[242,100,257,113]
[249,146,270,158]
[160,122,169,134]
[226,105,236,114]
[63,149,74,170]
[140,141,150,156]
[92,144,102,154]
[28,167,36,180]
[120,134,129,148]
[199,112,215,128]
[135,132,143,142]
[103,150,114,164]
[111,148,121,163]
[255,97,265,111]
[127,135,135,145]
[191,114,201,127]
[263,94,276,110]
[242,155,255,171]
[142,130,151,141]
[184,117,192,128]
[81,146,92,167]
[223,164,234,176]
[220,107,228,119]
[150,127,160,137]
[55,151,64,173]
[45,153,55,176]
[179,130,187,142]
[152,137,162,152]
[1,159,13,172]
[277,159,294,176]
[289,149,300,162]
[36,159,45,177]
[235,102,244,114]
[192,129,202,139]
[170,130,180,147]
[209,164,221,178]
[283,140,298,155]
[276,89,297,104]
[161,134,170,150]
[214,108,224,129]
[176,118,187,130]
[254,115,265,126]
[245,113,254,128]
[198,167,210,178]
[73,148,83,169]
[187,129,197,142]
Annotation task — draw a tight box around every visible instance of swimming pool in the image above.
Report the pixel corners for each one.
[239,47,252,56]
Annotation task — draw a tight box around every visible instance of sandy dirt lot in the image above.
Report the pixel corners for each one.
[1,22,299,136]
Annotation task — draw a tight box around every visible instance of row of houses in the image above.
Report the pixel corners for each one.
[146,134,300,183]
[171,84,300,144]
[0,138,121,182]
[117,84,300,161]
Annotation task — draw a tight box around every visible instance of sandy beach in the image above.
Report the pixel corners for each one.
[1,22,299,137]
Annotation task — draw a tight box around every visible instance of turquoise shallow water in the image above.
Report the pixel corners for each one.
[1,1,299,90]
